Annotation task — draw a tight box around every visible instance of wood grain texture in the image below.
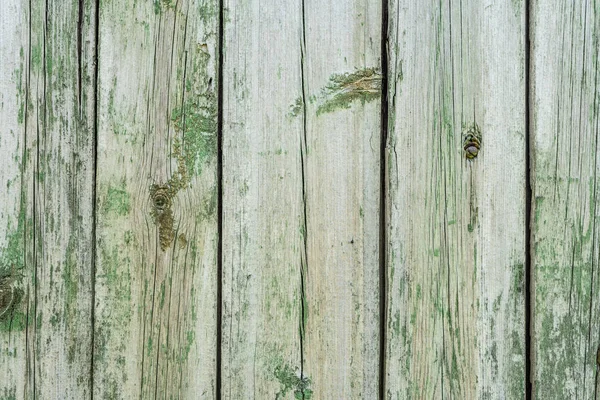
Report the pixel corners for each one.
[222,0,381,398]
[0,1,33,398]
[1,0,96,398]
[220,0,305,397]
[384,1,526,398]
[531,1,600,398]
[93,0,219,398]
[301,0,382,398]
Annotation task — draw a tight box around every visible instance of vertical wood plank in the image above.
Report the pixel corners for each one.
[385,1,526,398]
[221,0,305,398]
[222,0,382,398]
[531,1,600,398]
[301,0,382,398]
[0,1,32,398]
[1,0,96,398]
[94,0,219,397]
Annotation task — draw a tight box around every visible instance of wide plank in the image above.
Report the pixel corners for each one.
[1,0,97,398]
[222,0,382,398]
[221,0,305,397]
[93,0,219,397]
[385,1,526,398]
[301,0,382,398]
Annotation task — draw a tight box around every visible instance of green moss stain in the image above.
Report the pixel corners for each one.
[150,42,217,250]
[0,208,25,273]
[0,387,16,400]
[0,275,24,331]
[289,96,303,117]
[103,181,131,216]
[171,93,217,178]
[316,68,382,115]
[31,46,42,70]
[153,0,175,14]
[274,363,313,399]
[0,200,27,332]
[94,235,134,389]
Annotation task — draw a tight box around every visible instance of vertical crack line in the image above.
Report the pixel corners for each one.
[24,0,33,392]
[33,0,50,397]
[587,14,600,398]
[89,0,100,397]
[525,0,533,398]
[216,0,224,396]
[378,0,389,398]
[299,0,309,393]
[77,0,83,111]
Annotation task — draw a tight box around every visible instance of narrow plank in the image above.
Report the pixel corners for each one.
[301,0,382,398]
[94,0,219,397]
[0,1,33,398]
[221,0,305,397]
[385,1,526,398]
[1,0,97,398]
[531,1,600,397]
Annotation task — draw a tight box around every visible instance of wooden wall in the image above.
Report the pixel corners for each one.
[0,0,598,398]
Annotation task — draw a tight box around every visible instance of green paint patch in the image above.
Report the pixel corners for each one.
[149,35,217,251]
[180,330,195,362]
[0,310,26,332]
[316,68,382,115]
[1,197,27,274]
[103,182,131,216]
[0,387,16,400]
[274,363,313,399]
[153,0,175,13]
[0,202,27,332]
[0,277,25,331]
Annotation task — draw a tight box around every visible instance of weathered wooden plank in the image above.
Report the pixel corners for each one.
[220,1,305,398]
[222,0,382,398]
[385,1,526,398]
[0,1,33,398]
[531,1,600,398]
[94,0,219,398]
[1,0,97,398]
[301,0,382,398]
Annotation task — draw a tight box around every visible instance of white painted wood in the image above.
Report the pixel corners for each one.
[94,1,219,397]
[300,0,382,398]
[385,1,526,398]
[531,1,600,398]
[222,0,382,398]
[220,0,305,398]
[0,1,33,398]
[1,1,96,398]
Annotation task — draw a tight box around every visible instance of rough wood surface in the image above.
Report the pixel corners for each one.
[300,0,382,398]
[93,0,219,398]
[5,1,600,398]
[220,0,305,398]
[0,1,96,398]
[0,1,33,398]
[531,1,600,398]
[384,1,526,398]
[221,0,382,398]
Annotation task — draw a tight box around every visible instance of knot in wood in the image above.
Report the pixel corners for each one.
[463,123,482,160]
[152,190,171,211]
[149,184,176,251]
[0,275,20,320]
